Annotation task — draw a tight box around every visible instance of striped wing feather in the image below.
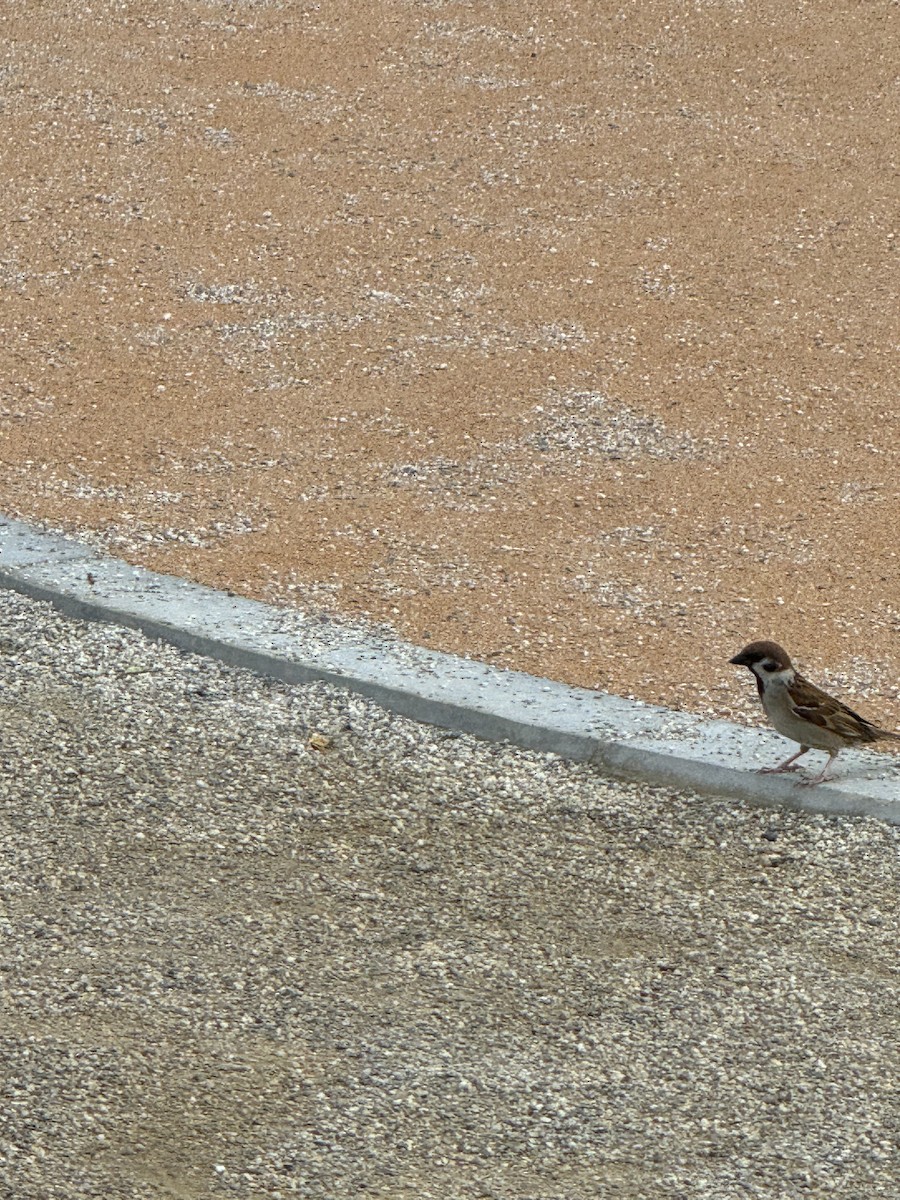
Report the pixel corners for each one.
[789,674,899,745]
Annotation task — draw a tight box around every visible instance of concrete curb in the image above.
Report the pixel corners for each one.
[0,517,897,824]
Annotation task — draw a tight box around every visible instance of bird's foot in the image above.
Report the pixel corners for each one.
[759,763,802,775]
[796,773,833,788]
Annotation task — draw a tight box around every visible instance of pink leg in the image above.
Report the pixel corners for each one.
[759,745,810,775]
[797,751,839,787]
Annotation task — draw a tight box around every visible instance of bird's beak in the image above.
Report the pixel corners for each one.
[729,652,749,666]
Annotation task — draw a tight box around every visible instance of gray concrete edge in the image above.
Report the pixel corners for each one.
[0,517,897,824]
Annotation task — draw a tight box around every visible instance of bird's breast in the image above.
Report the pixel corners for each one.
[761,680,844,751]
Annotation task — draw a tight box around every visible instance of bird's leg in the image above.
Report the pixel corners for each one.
[759,745,810,775]
[797,751,839,787]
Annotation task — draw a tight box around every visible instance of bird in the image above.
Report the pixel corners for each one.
[729,640,900,785]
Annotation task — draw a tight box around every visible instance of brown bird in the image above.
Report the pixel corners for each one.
[729,640,900,785]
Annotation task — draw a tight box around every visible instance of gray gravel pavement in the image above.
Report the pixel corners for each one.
[0,590,897,1200]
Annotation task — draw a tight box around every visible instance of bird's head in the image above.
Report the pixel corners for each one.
[729,640,793,678]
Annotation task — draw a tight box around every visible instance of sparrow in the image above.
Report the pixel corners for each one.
[729,640,900,785]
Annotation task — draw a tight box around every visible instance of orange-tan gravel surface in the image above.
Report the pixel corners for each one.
[1,0,899,729]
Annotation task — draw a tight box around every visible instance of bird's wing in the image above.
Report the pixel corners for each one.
[788,674,888,744]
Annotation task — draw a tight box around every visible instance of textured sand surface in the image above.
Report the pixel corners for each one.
[1,1,898,728]
[1,590,898,1199]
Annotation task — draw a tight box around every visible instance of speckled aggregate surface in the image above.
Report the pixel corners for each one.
[0,590,897,1199]
[1,1,899,733]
